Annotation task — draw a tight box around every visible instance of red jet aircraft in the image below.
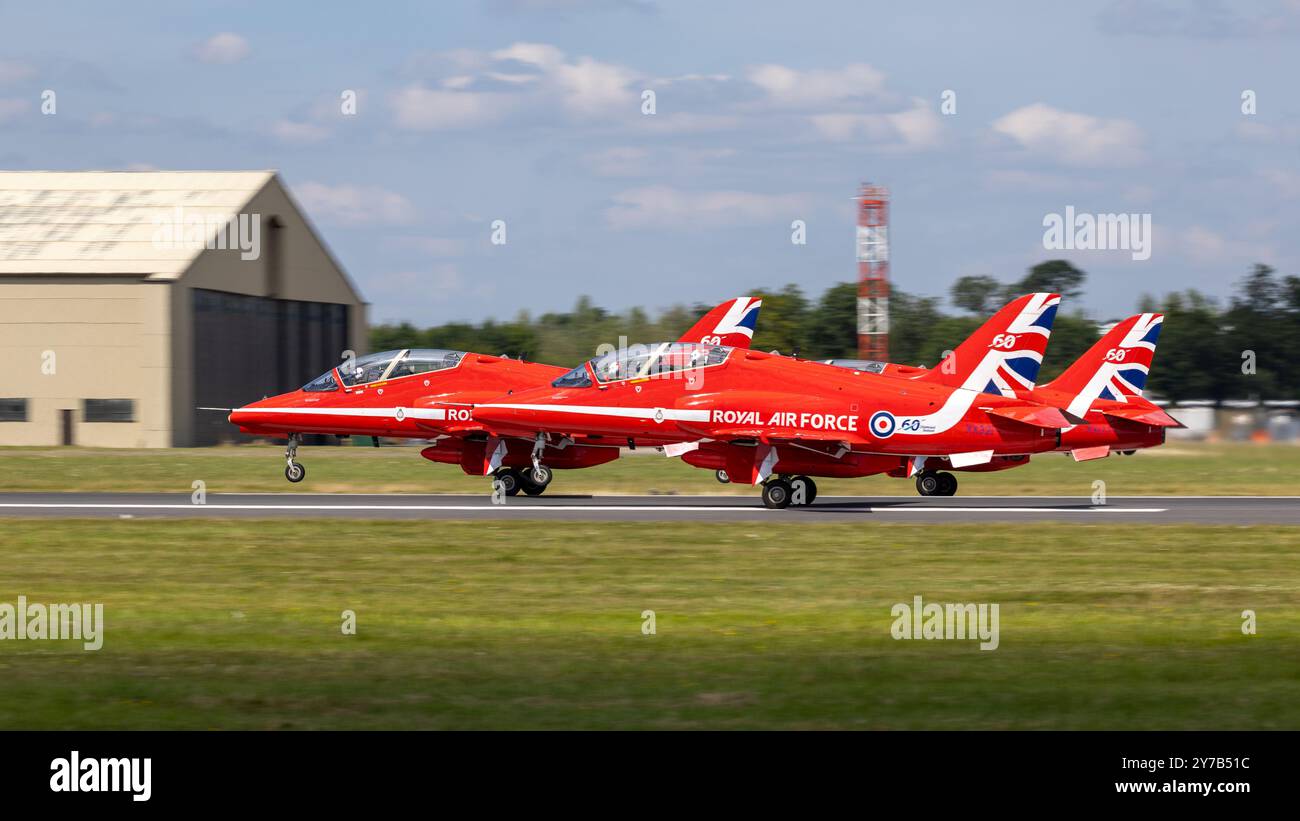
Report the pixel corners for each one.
[227,297,762,495]
[467,293,1084,507]
[819,311,1179,493]
[1011,312,1180,462]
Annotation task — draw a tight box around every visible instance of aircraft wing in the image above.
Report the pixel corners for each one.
[704,427,872,448]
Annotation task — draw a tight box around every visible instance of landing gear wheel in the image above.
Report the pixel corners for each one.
[936,471,958,497]
[915,471,940,496]
[529,465,553,487]
[715,469,730,484]
[762,478,793,509]
[790,475,818,505]
[519,468,551,496]
[493,468,522,497]
[284,433,304,483]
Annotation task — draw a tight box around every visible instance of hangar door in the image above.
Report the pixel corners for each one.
[191,288,350,445]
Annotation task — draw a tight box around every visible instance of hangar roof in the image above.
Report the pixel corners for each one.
[0,171,276,278]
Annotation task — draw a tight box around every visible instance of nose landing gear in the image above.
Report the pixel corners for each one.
[284,433,306,483]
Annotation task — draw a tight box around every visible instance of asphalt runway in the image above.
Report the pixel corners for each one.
[0,492,1297,524]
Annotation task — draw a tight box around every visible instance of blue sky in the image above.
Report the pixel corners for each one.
[2,0,1297,323]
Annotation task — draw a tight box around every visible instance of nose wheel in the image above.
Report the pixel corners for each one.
[284,434,305,483]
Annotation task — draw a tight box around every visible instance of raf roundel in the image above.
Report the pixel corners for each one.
[869,410,896,438]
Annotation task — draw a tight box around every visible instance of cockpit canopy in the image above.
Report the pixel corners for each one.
[551,342,732,389]
[302,348,465,392]
[823,358,887,374]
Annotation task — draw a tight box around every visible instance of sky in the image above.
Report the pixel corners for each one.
[1,0,1297,324]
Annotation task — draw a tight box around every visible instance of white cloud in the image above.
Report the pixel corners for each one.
[392,42,637,129]
[1236,120,1300,143]
[390,86,515,130]
[748,63,886,107]
[0,60,36,85]
[271,119,330,143]
[490,42,635,115]
[992,103,1144,166]
[1261,168,1300,198]
[604,185,809,230]
[1173,225,1274,264]
[0,98,30,122]
[810,98,942,149]
[295,182,416,225]
[550,56,636,115]
[195,33,251,64]
[491,42,567,69]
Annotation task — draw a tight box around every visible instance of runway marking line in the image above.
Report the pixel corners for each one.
[0,503,1168,513]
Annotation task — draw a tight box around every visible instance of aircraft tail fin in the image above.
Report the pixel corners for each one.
[1042,313,1163,417]
[677,297,762,348]
[917,292,1060,395]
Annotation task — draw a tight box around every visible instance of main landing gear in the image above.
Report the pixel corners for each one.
[915,470,957,497]
[761,474,818,509]
[492,466,553,497]
[284,433,306,483]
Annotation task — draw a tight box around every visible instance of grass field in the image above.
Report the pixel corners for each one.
[2,440,1298,496]
[1,519,1297,729]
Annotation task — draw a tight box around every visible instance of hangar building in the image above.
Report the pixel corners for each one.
[0,171,367,446]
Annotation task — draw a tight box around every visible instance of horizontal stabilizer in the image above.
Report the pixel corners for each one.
[981,403,1072,429]
[1071,445,1110,462]
[1100,406,1183,428]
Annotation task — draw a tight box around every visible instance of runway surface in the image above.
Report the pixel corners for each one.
[0,492,1297,523]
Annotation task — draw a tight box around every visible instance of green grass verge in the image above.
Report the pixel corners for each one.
[1,519,1296,729]
[2,440,1299,495]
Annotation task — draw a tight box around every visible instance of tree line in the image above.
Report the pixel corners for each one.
[371,261,1300,402]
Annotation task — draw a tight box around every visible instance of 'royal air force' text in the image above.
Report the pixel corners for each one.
[711,410,860,432]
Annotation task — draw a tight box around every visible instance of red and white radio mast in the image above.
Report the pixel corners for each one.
[855,182,890,360]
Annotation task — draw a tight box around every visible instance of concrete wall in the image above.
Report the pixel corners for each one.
[0,279,171,447]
